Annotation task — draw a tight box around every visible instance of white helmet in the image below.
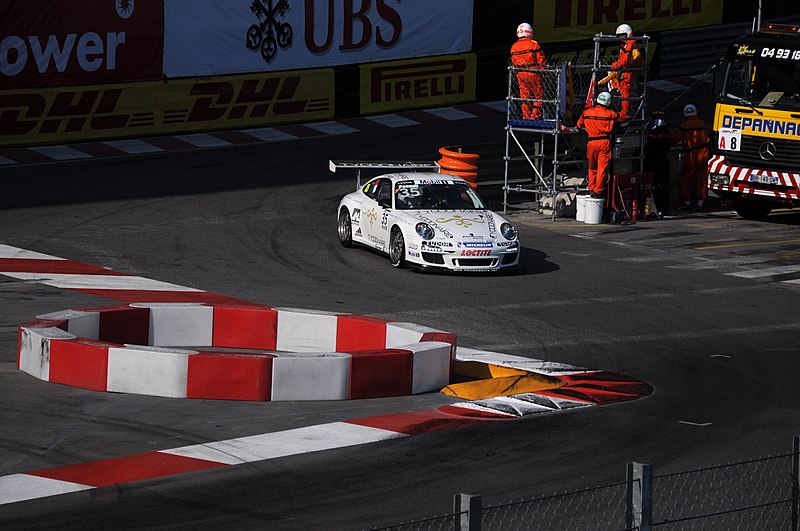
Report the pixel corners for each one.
[596,91,612,107]
[517,23,533,38]
[616,23,633,37]
[683,103,698,117]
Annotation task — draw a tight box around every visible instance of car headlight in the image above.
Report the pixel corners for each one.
[416,222,435,240]
[500,222,517,240]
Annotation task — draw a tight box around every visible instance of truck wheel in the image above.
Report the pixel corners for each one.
[733,197,772,220]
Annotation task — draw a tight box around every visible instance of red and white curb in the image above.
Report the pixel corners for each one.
[0,243,651,505]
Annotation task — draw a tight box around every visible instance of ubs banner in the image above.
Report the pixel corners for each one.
[163,0,473,76]
[360,53,476,114]
[0,0,163,89]
[0,69,334,147]
[534,0,724,43]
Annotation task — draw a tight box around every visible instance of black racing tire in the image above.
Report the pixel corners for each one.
[337,208,353,248]
[733,197,772,220]
[389,227,405,268]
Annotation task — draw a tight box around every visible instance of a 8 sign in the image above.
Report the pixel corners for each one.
[718,128,742,151]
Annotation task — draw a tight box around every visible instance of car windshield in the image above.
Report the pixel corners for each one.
[394,181,486,210]
[722,57,800,110]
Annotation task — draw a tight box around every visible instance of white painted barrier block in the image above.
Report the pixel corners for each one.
[274,308,344,353]
[456,346,587,376]
[400,341,451,394]
[18,327,76,381]
[107,345,195,398]
[271,352,350,401]
[37,309,100,340]
[385,322,443,349]
[131,303,213,347]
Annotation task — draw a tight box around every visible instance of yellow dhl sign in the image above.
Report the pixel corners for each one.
[0,69,334,147]
[715,104,800,141]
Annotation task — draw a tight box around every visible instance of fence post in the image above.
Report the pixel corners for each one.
[454,493,481,531]
[793,436,799,531]
[627,462,653,531]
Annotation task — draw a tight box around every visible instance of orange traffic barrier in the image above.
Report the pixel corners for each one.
[438,147,479,189]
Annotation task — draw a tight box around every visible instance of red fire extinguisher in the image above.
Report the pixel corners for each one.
[632,199,638,222]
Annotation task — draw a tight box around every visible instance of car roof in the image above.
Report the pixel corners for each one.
[375,172,469,184]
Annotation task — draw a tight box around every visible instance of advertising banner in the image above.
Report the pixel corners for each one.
[0,69,334,147]
[360,53,476,114]
[0,0,163,89]
[534,0,724,43]
[163,0,473,77]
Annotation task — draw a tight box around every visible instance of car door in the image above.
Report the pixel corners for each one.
[363,178,392,252]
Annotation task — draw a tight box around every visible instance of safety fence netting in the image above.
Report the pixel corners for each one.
[507,56,639,128]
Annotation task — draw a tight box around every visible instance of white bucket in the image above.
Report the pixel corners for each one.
[584,197,604,224]
[576,195,587,222]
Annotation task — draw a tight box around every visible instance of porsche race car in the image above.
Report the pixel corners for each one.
[337,172,520,272]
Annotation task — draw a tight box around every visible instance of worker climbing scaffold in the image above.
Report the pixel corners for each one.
[502,26,650,223]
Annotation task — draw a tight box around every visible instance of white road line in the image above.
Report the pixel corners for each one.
[727,264,800,278]
[0,245,64,260]
[305,121,361,135]
[240,127,297,143]
[482,101,507,113]
[366,114,419,128]
[670,256,774,270]
[103,139,164,154]
[29,145,92,161]
[0,155,17,165]
[3,272,204,291]
[175,133,232,148]
[0,474,92,505]
[425,107,477,120]
[161,422,403,465]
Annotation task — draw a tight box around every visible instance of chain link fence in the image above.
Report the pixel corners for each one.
[369,437,800,531]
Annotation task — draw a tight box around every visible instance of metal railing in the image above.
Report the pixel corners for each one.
[369,436,800,531]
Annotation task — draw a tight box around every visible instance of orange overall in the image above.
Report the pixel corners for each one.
[577,104,619,196]
[511,37,547,119]
[672,116,711,203]
[611,39,642,122]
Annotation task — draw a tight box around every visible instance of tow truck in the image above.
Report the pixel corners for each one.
[708,22,800,219]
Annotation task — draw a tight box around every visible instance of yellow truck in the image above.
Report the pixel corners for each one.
[708,22,800,219]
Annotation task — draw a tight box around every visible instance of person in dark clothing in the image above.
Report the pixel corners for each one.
[643,106,672,214]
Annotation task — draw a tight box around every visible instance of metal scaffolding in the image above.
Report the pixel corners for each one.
[502,33,651,219]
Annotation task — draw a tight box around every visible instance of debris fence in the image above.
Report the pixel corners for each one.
[369,436,800,531]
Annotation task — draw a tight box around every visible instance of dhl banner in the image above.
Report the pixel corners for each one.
[0,69,334,147]
[534,0,724,43]
[359,53,476,115]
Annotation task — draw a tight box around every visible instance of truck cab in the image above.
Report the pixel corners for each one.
[709,23,800,219]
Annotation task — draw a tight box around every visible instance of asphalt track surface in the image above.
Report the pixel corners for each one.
[3,104,800,529]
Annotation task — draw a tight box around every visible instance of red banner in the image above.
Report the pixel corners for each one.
[0,0,163,90]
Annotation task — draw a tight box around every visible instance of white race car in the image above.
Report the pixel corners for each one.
[337,172,520,272]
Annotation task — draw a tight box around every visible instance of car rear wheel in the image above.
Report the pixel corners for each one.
[389,227,405,268]
[338,208,353,248]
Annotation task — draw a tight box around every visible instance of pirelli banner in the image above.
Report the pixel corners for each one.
[360,53,477,115]
[534,0,724,43]
[0,69,334,147]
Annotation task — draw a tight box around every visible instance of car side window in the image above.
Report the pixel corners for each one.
[375,179,392,207]
[362,179,379,200]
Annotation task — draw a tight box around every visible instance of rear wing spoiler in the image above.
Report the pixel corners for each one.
[329,160,440,189]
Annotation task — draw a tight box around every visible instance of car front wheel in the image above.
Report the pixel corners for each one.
[338,208,353,248]
[389,227,405,268]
